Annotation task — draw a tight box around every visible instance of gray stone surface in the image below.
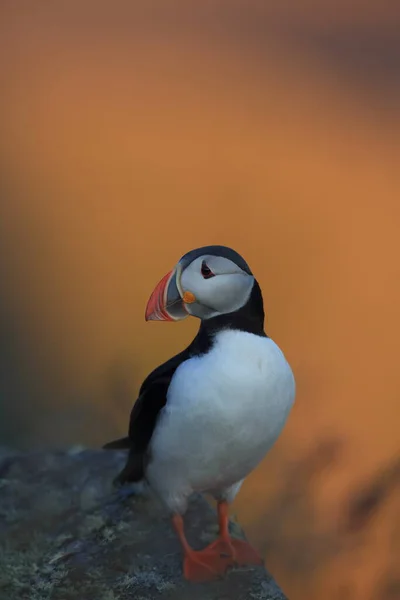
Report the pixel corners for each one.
[0,448,287,600]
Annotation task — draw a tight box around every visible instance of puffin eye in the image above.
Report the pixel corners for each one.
[201,260,215,279]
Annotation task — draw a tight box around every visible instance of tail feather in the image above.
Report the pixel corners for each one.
[102,436,131,450]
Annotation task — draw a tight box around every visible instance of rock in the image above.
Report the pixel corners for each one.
[0,449,287,600]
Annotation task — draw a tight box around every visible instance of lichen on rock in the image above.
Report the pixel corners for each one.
[0,448,287,600]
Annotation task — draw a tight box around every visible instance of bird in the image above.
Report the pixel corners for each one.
[103,245,296,582]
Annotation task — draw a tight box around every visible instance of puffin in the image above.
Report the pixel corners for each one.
[103,245,296,582]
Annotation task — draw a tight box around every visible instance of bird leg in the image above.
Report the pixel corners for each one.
[205,501,264,568]
[172,501,263,583]
[172,513,232,582]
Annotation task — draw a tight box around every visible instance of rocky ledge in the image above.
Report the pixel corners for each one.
[0,447,287,600]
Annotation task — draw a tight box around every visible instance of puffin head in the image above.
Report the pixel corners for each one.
[145,245,258,322]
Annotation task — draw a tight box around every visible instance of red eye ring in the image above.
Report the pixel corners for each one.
[201,260,215,279]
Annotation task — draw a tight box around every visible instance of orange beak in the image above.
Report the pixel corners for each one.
[145,267,189,322]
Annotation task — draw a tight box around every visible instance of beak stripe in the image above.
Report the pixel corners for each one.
[145,270,175,321]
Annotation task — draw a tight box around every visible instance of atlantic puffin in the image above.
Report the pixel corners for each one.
[103,245,296,582]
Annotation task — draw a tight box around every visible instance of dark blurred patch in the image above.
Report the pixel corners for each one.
[103,359,137,435]
[31,359,138,450]
[254,442,400,596]
[0,346,136,450]
[375,574,400,600]
[276,26,400,95]
[258,438,344,576]
[105,360,136,414]
[344,456,400,534]
[0,316,33,448]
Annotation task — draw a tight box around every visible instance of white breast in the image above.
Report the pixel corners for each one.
[146,329,295,513]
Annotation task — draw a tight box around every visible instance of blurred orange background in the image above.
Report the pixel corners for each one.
[0,2,399,599]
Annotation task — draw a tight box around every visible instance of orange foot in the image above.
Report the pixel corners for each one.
[184,544,234,583]
[172,504,263,584]
[184,538,263,582]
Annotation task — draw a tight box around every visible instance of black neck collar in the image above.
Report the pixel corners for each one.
[190,280,267,355]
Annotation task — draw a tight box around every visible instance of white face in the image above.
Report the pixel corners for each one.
[179,254,255,319]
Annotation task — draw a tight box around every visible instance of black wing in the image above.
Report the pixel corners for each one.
[103,345,194,485]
